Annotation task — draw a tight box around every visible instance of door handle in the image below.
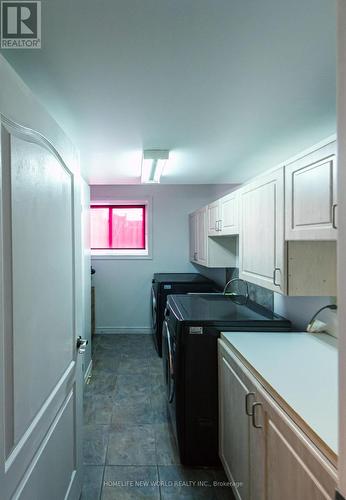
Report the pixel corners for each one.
[273,268,281,287]
[76,336,88,354]
[218,220,222,231]
[245,392,255,416]
[251,402,263,429]
[332,203,338,229]
[194,251,197,260]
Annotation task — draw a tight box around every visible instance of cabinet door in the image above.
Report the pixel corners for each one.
[189,212,198,262]
[239,168,285,293]
[285,141,337,241]
[220,192,239,235]
[208,200,220,236]
[219,343,250,500]
[262,393,337,500]
[197,207,208,265]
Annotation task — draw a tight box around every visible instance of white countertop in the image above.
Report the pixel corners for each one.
[221,331,338,455]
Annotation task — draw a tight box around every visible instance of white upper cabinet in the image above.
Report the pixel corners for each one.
[190,207,207,265]
[190,206,237,268]
[189,211,198,262]
[239,168,286,293]
[208,200,221,236]
[208,192,239,236]
[197,206,208,266]
[285,141,337,240]
[189,138,337,294]
[219,191,239,235]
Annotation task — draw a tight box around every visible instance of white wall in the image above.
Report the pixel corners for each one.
[274,294,336,332]
[90,184,235,332]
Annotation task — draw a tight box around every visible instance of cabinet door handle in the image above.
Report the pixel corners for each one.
[273,267,281,287]
[332,203,338,230]
[194,251,197,260]
[252,402,263,429]
[214,221,218,231]
[245,392,255,416]
[218,220,222,231]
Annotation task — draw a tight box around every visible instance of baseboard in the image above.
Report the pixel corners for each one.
[84,359,92,383]
[95,327,152,335]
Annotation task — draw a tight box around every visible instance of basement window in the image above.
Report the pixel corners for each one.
[90,203,151,259]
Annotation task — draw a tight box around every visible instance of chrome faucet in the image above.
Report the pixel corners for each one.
[223,278,249,301]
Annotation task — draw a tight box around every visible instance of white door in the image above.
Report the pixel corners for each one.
[208,200,220,236]
[218,343,251,500]
[285,141,337,241]
[197,207,208,265]
[189,212,198,262]
[0,117,83,500]
[219,191,239,235]
[239,168,286,293]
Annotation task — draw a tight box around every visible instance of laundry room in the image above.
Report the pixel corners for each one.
[0,1,345,500]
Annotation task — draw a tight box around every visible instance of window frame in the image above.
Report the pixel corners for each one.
[90,199,152,260]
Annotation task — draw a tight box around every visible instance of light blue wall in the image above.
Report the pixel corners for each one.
[91,184,235,332]
[274,294,336,331]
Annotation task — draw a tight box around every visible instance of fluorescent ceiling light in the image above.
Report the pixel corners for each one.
[141,149,169,184]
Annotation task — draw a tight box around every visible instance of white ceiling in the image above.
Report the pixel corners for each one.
[3,0,336,184]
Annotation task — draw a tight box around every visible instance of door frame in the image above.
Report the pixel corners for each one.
[338,0,346,496]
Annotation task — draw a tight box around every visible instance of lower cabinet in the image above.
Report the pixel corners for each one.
[218,340,337,500]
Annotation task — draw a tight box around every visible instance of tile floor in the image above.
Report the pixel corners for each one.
[81,334,235,499]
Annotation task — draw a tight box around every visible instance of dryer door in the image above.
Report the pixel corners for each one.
[162,320,175,403]
[151,286,157,333]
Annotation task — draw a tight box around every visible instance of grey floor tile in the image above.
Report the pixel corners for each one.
[148,358,163,376]
[117,356,150,376]
[102,466,159,499]
[85,372,117,397]
[151,372,165,394]
[84,395,113,425]
[81,465,104,500]
[150,394,169,424]
[106,424,156,466]
[112,397,154,425]
[154,423,180,466]
[158,466,217,499]
[113,375,151,403]
[85,334,232,499]
[212,469,236,500]
[83,425,110,465]
[93,355,121,374]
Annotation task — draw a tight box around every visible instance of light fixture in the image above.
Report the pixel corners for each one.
[141,149,169,184]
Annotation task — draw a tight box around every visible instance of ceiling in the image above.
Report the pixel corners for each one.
[2,0,336,184]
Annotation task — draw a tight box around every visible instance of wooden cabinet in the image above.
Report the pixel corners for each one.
[190,206,237,267]
[196,206,208,266]
[285,141,337,241]
[239,168,286,293]
[238,166,336,295]
[219,352,251,500]
[219,191,239,235]
[189,207,207,265]
[208,200,221,236]
[218,339,337,500]
[189,139,337,293]
[189,211,198,262]
[208,192,239,236]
